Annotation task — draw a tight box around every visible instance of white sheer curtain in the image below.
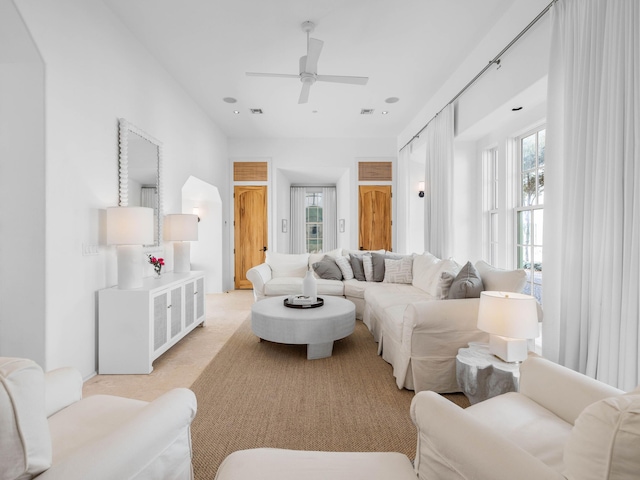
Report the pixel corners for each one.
[396,146,411,255]
[544,0,640,390]
[290,187,307,254]
[423,103,454,259]
[322,187,337,252]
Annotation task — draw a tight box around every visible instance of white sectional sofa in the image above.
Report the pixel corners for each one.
[246,249,532,393]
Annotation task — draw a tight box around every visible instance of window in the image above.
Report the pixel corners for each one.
[483,147,499,265]
[305,191,323,253]
[516,128,545,303]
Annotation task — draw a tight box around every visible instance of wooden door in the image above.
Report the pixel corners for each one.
[359,185,392,251]
[234,186,268,289]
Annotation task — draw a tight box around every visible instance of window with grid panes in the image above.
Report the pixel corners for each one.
[516,128,545,303]
[305,191,323,253]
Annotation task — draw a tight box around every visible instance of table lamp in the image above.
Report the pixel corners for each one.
[107,206,154,289]
[164,214,198,273]
[477,291,538,363]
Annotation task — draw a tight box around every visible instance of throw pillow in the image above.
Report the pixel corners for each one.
[335,256,355,280]
[563,393,640,480]
[411,252,440,292]
[437,271,457,299]
[349,253,366,281]
[372,252,403,282]
[448,261,484,299]
[266,252,310,278]
[363,254,374,282]
[383,257,414,284]
[475,260,527,293]
[312,256,343,281]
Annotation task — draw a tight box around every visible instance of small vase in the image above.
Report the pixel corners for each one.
[302,268,317,302]
[155,269,162,279]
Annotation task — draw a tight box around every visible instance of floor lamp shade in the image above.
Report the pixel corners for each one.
[164,214,198,273]
[477,291,539,362]
[107,207,154,289]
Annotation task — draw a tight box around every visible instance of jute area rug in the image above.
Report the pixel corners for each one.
[190,317,468,479]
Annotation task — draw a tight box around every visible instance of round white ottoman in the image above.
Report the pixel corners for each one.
[251,296,356,359]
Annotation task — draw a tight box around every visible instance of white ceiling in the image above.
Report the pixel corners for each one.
[103,0,515,140]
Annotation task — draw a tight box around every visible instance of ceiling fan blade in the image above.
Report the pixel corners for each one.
[316,74,369,85]
[298,81,312,104]
[246,72,300,79]
[304,38,323,73]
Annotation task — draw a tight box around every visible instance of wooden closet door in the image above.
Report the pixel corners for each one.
[234,186,268,289]
[358,185,392,251]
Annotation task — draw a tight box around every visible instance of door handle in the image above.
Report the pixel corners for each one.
[260,246,268,252]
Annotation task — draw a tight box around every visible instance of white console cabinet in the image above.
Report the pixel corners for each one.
[99,271,205,374]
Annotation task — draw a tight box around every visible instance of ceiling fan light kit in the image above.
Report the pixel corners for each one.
[246,21,369,104]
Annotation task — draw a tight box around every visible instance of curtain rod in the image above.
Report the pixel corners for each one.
[399,0,556,153]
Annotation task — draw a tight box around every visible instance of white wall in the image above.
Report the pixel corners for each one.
[6,0,229,377]
[229,137,397,254]
[0,0,46,365]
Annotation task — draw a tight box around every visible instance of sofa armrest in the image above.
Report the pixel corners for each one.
[519,356,624,425]
[246,263,273,301]
[40,388,197,480]
[410,391,564,480]
[403,299,488,354]
[44,367,83,417]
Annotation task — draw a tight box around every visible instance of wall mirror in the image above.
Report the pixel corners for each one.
[118,118,163,247]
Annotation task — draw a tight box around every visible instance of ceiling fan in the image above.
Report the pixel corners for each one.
[246,21,369,104]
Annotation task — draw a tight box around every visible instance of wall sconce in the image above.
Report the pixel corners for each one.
[164,214,199,273]
[339,219,345,233]
[192,206,201,222]
[282,219,288,233]
[418,181,425,198]
[107,206,154,289]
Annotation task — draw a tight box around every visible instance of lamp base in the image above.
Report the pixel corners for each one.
[489,334,528,363]
[117,245,143,289]
[173,241,191,273]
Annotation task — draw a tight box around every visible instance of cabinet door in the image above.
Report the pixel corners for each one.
[196,277,205,322]
[184,281,195,328]
[152,291,169,352]
[169,285,183,338]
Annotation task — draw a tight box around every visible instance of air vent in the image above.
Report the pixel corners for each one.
[250,108,264,114]
[360,108,375,115]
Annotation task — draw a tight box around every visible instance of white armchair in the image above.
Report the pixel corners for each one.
[0,357,197,480]
[411,356,639,480]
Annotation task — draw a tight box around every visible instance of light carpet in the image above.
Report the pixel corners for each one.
[190,317,468,479]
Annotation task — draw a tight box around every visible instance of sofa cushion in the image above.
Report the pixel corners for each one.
[468,392,573,472]
[438,271,456,299]
[383,257,414,284]
[335,256,354,280]
[0,357,52,480]
[264,278,344,297]
[349,253,367,281]
[448,261,484,299]
[475,260,527,293]
[371,252,403,282]
[308,248,342,271]
[266,252,309,278]
[413,254,460,297]
[312,256,342,281]
[563,392,640,480]
[363,255,374,281]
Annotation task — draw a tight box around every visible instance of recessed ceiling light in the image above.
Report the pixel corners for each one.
[360,108,375,115]
[312,110,318,114]
[381,111,389,115]
[233,110,240,114]
[250,108,263,114]
[223,97,237,103]
[512,106,523,111]
[385,97,400,104]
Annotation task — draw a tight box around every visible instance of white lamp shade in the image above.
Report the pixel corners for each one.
[477,291,539,339]
[164,214,198,241]
[107,207,154,245]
